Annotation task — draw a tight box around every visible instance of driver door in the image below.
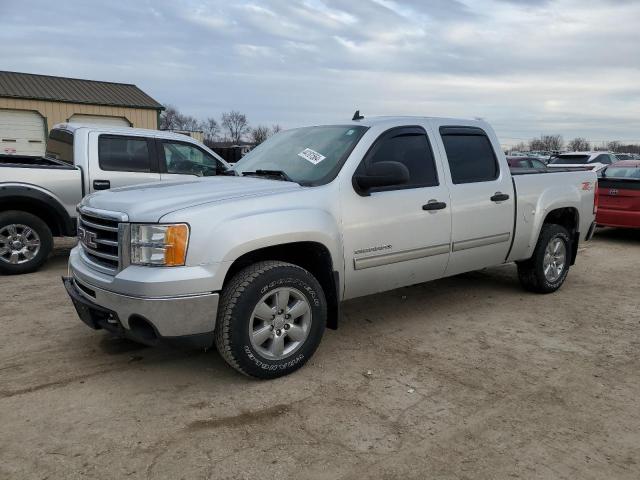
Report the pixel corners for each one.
[158,139,223,181]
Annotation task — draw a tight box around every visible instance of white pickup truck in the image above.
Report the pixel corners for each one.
[0,124,228,274]
[63,116,597,378]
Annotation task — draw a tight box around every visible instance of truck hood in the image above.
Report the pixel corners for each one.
[82,177,302,222]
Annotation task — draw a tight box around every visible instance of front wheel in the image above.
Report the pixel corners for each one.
[0,210,53,275]
[517,224,572,293]
[214,261,326,379]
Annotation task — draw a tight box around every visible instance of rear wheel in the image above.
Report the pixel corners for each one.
[214,261,326,379]
[0,211,52,275]
[517,224,571,293]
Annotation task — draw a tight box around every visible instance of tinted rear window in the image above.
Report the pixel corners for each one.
[98,135,151,172]
[45,129,74,164]
[549,155,590,165]
[604,167,640,179]
[440,129,499,184]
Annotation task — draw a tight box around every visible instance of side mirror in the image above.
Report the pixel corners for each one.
[354,161,410,194]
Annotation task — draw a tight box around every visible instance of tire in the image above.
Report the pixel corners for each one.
[0,210,53,275]
[517,224,572,294]
[214,261,327,379]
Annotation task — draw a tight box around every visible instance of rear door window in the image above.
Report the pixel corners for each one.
[440,127,499,184]
[45,129,74,164]
[98,135,151,172]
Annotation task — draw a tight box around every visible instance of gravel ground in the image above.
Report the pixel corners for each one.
[1,230,639,479]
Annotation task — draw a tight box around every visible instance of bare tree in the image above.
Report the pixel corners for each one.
[544,134,564,151]
[529,138,544,151]
[202,118,220,142]
[529,134,563,152]
[250,125,270,145]
[181,116,201,132]
[607,141,622,152]
[567,137,591,151]
[159,105,180,130]
[221,111,250,144]
[618,143,640,154]
[159,104,201,131]
[271,124,282,135]
[510,142,527,153]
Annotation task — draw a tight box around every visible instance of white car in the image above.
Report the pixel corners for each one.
[548,151,617,172]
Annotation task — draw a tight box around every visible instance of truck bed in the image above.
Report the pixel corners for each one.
[508,168,597,263]
[0,154,75,169]
[510,167,589,175]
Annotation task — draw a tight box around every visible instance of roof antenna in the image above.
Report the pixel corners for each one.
[352,110,364,121]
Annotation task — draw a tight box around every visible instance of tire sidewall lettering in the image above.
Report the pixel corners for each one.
[228,265,326,378]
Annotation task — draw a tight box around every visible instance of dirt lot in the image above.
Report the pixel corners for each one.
[1,230,639,480]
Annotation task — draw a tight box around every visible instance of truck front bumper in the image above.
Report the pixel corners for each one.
[63,274,219,349]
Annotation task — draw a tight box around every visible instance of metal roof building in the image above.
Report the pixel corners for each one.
[0,71,163,156]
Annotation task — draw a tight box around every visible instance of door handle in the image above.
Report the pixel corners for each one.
[490,192,509,202]
[93,180,111,190]
[422,200,447,211]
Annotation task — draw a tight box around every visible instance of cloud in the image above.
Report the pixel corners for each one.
[0,0,639,143]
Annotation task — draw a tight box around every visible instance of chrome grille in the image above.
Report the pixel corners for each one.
[77,209,123,272]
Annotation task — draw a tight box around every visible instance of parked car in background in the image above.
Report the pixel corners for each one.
[507,156,547,169]
[527,151,553,163]
[615,153,635,161]
[596,160,640,229]
[63,116,597,379]
[548,151,617,172]
[0,124,228,274]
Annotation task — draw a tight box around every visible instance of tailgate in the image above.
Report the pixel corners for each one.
[598,178,640,211]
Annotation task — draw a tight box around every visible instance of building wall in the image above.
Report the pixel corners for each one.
[0,97,158,133]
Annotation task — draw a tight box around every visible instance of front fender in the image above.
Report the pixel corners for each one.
[185,207,343,289]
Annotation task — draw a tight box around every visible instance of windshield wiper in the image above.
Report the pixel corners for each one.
[221,169,238,176]
[242,169,295,183]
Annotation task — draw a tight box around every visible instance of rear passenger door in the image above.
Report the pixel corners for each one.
[434,124,515,276]
[90,134,160,192]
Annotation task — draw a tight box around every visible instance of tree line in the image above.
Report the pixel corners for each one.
[159,105,281,146]
[511,135,640,154]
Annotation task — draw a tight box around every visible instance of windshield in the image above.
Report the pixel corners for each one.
[549,154,590,165]
[233,125,368,185]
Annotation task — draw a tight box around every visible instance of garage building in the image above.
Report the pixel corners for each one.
[0,71,163,156]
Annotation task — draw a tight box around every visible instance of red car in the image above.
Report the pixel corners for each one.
[596,160,640,228]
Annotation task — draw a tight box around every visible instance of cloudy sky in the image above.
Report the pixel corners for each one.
[2,0,639,145]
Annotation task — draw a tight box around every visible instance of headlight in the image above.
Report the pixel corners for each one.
[130,224,189,266]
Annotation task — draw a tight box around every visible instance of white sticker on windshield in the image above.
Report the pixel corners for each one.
[298,148,326,165]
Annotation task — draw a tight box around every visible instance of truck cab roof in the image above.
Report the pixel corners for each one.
[52,123,203,143]
[345,115,486,129]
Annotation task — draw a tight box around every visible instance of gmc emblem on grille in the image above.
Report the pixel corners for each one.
[609,189,618,195]
[78,225,98,249]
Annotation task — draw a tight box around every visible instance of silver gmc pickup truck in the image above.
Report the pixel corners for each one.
[64,116,597,378]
